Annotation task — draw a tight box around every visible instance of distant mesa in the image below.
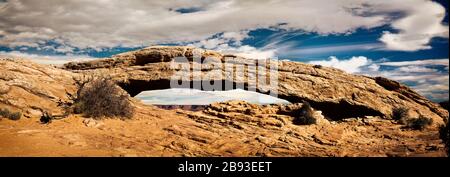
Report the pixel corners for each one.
[155,105,207,111]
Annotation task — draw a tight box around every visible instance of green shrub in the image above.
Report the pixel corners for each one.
[75,78,134,119]
[392,107,409,123]
[406,116,433,130]
[293,101,317,125]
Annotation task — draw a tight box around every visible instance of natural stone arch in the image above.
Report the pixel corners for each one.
[117,78,385,120]
[64,46,448,122]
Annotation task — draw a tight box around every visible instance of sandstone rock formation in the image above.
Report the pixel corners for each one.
[0,58,79,118]
[64,46,448,123]
[1,46,448,157]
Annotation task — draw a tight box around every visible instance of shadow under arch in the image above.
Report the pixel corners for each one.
[117,78,384,120]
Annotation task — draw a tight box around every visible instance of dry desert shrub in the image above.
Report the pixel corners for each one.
[293,101,317,125]
[392,107,409,123]
[405,115,433,131]
[74,77,134,119]
[0,108,21,121]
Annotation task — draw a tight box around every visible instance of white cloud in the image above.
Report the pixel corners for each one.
[368,64,380,71]
[55,45,76,54]
[221,31,249,46]
[377,1,449,51]
[309,56,449,101]
[191,31,275,59]
[273,42,384,58]
[397,66,438,73]
[0,51,97,65]
[214,44,276,59]
[0,0,447,53]
[408,75,449,102]
[228,46,276,59]
[309,56,375,73]
[379,59,449,67]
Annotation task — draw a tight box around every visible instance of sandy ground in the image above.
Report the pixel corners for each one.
[0,106,189,157]
[0,103,447,157]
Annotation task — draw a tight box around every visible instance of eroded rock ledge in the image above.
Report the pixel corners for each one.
[63,46,447,123]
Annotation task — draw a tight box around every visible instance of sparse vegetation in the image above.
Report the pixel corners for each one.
[0,108,22,121]
[39,111,69,124]
[74,77,134,119]
[439,119,449,155]
[40,112,53,124]
[293,101,317,125]
[8,112,22,120]
[0,108,10,117]
[392,107,409,123]
[406,115,433,131]
[313,65,323,69]
[391,107,433,131]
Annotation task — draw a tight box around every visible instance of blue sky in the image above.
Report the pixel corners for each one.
[0,0,448,102]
